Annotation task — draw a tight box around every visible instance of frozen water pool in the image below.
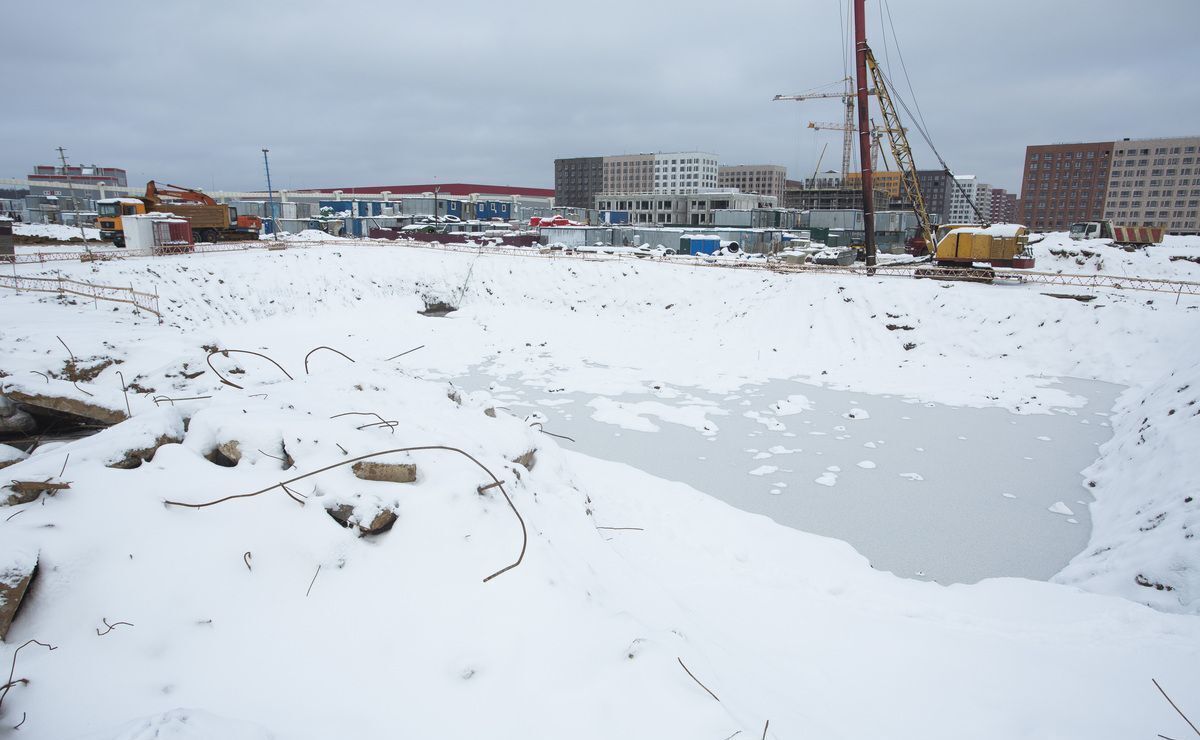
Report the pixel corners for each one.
[459,371,1119,585]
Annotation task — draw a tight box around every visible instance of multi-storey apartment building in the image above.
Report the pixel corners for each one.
[718,165,787,201]
[989,188,1017,222]
[555,151,719,205]
[1105,136,1200,234]
[1017,141,1113,231]
[947,176,991,224]
[916,170,953,223]
[553,157,603,209]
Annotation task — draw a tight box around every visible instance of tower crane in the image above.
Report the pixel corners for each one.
[806,121,901,173]
[773,77,866,178]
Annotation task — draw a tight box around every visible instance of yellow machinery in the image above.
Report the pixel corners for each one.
[863,49,1035,274]
[932,224,1035,269]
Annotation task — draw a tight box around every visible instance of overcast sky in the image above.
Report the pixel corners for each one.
[4,0,1198,195]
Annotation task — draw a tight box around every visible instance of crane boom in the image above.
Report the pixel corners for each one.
[863,49,934,251]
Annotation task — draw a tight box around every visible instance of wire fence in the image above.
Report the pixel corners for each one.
[0,273,161,318]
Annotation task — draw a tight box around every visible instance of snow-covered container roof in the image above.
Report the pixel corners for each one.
[97,197,144,205]
[124,213,186,223]
[947,223,1024,238]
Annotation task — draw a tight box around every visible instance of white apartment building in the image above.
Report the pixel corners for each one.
[947,175,991,224]
[1104,135,1200,234]
[653,152,718,194]
[600,151,718,195]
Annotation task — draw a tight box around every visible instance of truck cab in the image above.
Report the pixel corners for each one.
[95,198,147,246]
[1069,221,1111,241]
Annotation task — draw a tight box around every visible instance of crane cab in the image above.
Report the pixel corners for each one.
[934,224,1035,269]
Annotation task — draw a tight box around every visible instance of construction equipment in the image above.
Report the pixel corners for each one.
[95,182,261,247]
[807,121,899,172]
[851,9,1034,278]
[1069,220,1165,246]
[774,78,869,178]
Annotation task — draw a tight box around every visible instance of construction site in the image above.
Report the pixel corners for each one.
[2,1,1199,739]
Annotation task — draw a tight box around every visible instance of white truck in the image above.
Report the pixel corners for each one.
[1069,220,1165,246]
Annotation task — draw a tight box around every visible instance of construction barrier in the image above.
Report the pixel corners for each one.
[0,273,161,318]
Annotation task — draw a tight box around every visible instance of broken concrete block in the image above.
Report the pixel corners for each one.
[352,461,416,483]
[326,504,398,535]
[205,440,242,467]
[107,434,183,469]
[484,407,497,418]
[419,300,457,317]
[4,389,127,426]
[511,449,537,471]
[0,554,38,641]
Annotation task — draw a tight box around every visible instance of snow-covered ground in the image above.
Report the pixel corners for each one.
[12,222,101,241]
[1,240,1198,738]
[1031,230,1200,280]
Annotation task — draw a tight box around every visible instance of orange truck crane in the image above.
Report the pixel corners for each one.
[96,181,262,247]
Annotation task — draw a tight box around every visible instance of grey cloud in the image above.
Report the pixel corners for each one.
[3,0,1197,194]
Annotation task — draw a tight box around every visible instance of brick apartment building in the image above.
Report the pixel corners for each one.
[1017,141,1113,231]
[990,188,1017,222]
[718,164,787,201]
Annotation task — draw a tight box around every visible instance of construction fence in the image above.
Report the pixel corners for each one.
[0,273,161,318]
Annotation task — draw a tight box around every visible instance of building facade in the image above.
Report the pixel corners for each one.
[845,171,904,200]
[718,165,787,201]
[29,164,127,187]
[553,157,603,209]
[595,190,776,226]
[915,170,953,223]
[1104,136,1200,235]
[947,176,991,224]
[989,188,1017,222]
[1017,141,1113,231]
[784,182,889,212]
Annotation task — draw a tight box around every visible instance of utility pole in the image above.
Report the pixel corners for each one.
[55,147,89,245]
[853,0,876,267]
[262,148,279,241]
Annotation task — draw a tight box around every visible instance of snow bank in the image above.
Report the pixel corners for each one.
[13,222,101,241]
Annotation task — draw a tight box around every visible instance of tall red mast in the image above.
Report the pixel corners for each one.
[854,0,877,266]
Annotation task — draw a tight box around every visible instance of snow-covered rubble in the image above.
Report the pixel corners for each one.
[0,240,1198,737]
[1032,231,1200,280]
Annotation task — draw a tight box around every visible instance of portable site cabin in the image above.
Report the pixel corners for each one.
[123,213,194,254]
[682,234,721,255]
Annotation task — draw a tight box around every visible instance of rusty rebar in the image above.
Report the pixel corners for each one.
[96,618,133,636]
[205,349,293,390]
[676,657,720,702]
[386,344,425,361]
[304,346,355,375]
[0,640,57,714]
[163,445,527,582]
[1154,679,1200,737]
[152,395,213,406]
[331,411,398,435]
[116,371,131,417]
[306,565,321,597]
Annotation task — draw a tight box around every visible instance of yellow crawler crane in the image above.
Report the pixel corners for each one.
[863,48,1036,278]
